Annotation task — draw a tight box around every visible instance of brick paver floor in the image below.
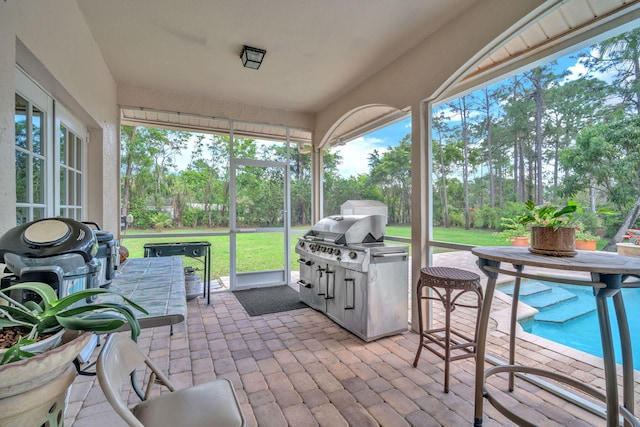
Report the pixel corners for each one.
[65,251,640,426]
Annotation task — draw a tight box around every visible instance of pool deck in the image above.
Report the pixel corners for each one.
[65,250,637,426]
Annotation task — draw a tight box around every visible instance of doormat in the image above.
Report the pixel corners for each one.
[232,285,307,316]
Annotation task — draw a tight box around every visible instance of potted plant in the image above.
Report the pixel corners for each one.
[517,200,579,256]
[617,228,640,256]
[498,217,529,246]
[574,223,599,251]
[0,282,147,425]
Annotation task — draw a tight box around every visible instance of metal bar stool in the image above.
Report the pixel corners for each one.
[413,266,483,393]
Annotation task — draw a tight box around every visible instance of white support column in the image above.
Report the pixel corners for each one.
[410,100,430,332]
[311,136,323,223]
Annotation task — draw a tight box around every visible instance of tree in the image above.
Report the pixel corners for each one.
[582,28,640,114]
[368,136,412,223]
[449,95,475,229]
[561,115,640,250]
[433,113,454,226]
[500,76,535,202]
[476,86,503,208]
[544,77,609,199]
[121,125,156,219]
[524,65,560,203]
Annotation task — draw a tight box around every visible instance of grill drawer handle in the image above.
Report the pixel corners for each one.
[345,278,355,309]
[297,258,314,266]
[325,269,335,300]
[316,266,326,295]
[373,252,407,258]
[297,280,312,288]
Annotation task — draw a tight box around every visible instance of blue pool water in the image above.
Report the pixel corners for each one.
[505,282,640,370]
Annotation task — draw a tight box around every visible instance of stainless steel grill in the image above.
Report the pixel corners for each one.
[295,213,408,341]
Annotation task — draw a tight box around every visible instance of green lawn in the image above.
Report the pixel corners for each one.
[386,225,505,246]
[120,225,605,279]
[121,226,502,279]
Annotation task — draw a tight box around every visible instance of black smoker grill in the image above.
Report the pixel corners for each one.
[0,218,99,303]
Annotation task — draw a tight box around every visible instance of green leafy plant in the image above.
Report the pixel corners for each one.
[498,217,529,241]
[574,223,600,241]
[517,200,580,230]
[0,282,148,365]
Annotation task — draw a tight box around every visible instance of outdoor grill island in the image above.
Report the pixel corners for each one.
[295,202,409,342]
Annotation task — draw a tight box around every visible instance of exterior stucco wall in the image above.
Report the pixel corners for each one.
[0,3,18,237]
[0,0,119,235]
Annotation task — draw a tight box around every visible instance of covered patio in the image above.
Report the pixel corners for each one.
[65,251,630,426]
[3,0,640,426]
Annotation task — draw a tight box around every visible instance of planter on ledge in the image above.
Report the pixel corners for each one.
[575,239,597,251]
[510,236,529,247]
[529,226,576,257]
[617,243,640,257]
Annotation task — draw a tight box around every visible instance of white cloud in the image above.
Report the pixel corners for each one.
[562,51,617,85]
[563,61,589,82]
[331,136,389,178]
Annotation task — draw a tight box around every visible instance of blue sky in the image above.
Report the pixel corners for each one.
[331,118,411,177]
[332,38,632,178]
[329,42,619,179]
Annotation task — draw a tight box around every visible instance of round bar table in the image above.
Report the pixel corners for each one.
[471,246,640,427]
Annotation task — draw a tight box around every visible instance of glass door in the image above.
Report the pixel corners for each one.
[230,158,290,290]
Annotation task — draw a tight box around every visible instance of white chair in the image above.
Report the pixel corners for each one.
[96,333,245,427]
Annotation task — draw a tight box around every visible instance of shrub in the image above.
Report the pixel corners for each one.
[448,211,464,227]
[475,205,500,229]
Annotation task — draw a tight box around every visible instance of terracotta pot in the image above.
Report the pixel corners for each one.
[529,226,576,257]
[575,239,597,251]
[510,236,529,247]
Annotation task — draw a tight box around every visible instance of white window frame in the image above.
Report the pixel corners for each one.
[55,103,87,220]
[15,67,87,224]
[15,68,54,222]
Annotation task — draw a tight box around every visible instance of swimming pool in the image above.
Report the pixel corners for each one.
[502,281,640,370]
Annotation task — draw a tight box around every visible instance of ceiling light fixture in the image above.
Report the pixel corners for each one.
[240,45,266,70]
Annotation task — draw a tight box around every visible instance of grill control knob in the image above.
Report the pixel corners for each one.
[299,241,305,248]
[348,252,357,259]
[334,249,341,256]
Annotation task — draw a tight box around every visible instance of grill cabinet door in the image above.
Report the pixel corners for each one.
[298,259,326,311]
[324,266,345,325]
[343,269,367,337]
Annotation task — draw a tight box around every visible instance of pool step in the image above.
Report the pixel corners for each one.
[534,300,596,323]
[500,280,552,297]
[523,287,577,309]
[500,281,596,323]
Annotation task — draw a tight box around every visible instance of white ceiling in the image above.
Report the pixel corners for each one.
[77,0,640,143]
[76,0,477,114]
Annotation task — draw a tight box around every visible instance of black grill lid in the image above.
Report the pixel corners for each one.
[23,219,71,246]
[0,218,97,262]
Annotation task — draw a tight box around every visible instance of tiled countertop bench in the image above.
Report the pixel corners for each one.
[98,257,187,331]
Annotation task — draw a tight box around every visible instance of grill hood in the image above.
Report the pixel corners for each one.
[304,214,386,245]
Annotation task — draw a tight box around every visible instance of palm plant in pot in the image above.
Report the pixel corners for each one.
[0,282,147,425]
[517,200,579,256]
